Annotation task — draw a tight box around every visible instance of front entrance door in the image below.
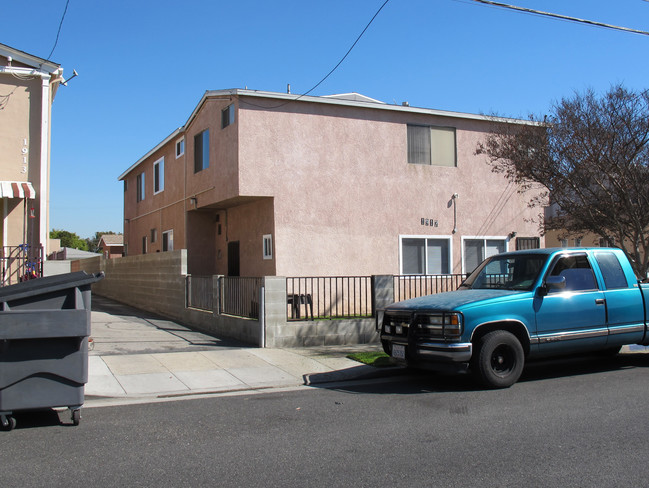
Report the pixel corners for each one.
[228,241,240,276]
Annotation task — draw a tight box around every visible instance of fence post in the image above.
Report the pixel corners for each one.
[213,275,223,315]
[259,285,265,348]
[372,275,395,330]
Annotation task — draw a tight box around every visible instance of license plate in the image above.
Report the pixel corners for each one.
[392,344,406,359]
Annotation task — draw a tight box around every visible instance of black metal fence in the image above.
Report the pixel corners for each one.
[186,275,213,310]
[286,276,373,321]
[393,273,466,302]
[186,273,467,322]
[186,275,262,319]
[222,277,262,319]
[1,245,43,286]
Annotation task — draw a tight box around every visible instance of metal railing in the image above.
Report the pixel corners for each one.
[186,275,213,311]
[394,273,466,302]
[1,245,43,286]
[222,277,262,319]
[287,276,373,321]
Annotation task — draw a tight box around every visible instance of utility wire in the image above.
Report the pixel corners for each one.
[466,0,649,36]
[46,0,71,61]
[240,0,392,109]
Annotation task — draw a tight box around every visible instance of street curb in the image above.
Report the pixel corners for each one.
[303,365,406,385]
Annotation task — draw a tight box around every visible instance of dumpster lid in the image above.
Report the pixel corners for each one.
[0,271,104,303]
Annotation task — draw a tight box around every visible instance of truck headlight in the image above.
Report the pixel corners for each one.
[416,313,463,339]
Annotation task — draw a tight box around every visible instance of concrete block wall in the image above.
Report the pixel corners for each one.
[73,252,388,348]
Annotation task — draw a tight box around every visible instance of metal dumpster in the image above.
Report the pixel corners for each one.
[0,271,104,430]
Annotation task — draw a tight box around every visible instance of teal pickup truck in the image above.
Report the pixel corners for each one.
[381,248,649,388]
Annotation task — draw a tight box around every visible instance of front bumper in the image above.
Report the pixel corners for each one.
[382,335,473,363]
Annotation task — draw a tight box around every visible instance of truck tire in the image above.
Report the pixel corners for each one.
[473,330,524,388]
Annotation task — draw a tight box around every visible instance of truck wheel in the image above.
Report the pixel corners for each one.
[473,330,524,388]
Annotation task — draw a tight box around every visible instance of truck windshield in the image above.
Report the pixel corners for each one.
[460,254,547,291]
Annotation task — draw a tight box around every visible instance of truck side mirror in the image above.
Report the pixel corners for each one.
[546,275,566,290]
[538,275,566,297]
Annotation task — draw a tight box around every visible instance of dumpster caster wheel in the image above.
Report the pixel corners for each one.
[1,415,16,431]
[71,409,80,426]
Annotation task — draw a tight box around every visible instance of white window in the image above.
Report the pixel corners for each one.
[400,236,451,275]
[153,157,164,194]
[162,230,174,252]
[175,138,185,158]
[463,237,507,274]
[263,234,273,260]
[407,125,456,167]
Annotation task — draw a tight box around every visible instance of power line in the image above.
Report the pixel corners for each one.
[47,0,71,61]
[467,0,649,37]
[240,0,392,110]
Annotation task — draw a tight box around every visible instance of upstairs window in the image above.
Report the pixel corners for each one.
[407,125,456,167]
[136,172,145,202]
[222,104,235,129]
[153,157,164,194]
[194,130,209,173]
[175,138,185,158]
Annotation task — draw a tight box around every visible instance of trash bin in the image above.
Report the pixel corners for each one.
[0,271,104,430]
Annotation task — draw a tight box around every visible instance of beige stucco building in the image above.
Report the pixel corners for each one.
[0,43,63,283]
[119,89,543,277]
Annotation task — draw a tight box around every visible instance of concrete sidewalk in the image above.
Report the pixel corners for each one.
[86,296,388,404]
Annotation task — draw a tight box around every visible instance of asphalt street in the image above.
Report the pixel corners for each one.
[2,352,649,487]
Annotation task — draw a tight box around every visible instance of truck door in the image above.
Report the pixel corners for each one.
[593,251,645,347]
[535,253,607,355]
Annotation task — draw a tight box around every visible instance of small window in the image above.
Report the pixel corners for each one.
[263,234,273,260]
[407,125,456,167]
[222,104,235,129]
[515,237,540,250]
[142,236,148,254]
[151,228,157,244]
[175,138,185,158]
[137,172,145,202]
[194,130,209,173]
[153,157,164,194]
[599,237,615,247]
[162,230,174,252]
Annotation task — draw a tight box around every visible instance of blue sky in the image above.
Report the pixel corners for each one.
[3,0,649,238]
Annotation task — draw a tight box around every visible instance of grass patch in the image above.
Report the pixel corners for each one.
[347,351,393,368]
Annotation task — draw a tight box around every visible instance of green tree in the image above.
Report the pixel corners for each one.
[49,229,89,251]
[476,85,649,278]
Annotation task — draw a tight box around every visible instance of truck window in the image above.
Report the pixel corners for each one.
[549,254,598,292]
[594,252,629,289]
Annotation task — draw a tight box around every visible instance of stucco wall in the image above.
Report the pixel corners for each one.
[0,72,44,248]
[238,100,543,276]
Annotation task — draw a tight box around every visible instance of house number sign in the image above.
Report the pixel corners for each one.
[20,138,28,174]
[421,218,438,227]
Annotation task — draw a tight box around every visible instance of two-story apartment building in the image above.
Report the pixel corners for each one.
[0,43,63,283]
[119,89,543,277]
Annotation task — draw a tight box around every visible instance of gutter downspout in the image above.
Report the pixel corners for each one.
[40,74,51,255]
